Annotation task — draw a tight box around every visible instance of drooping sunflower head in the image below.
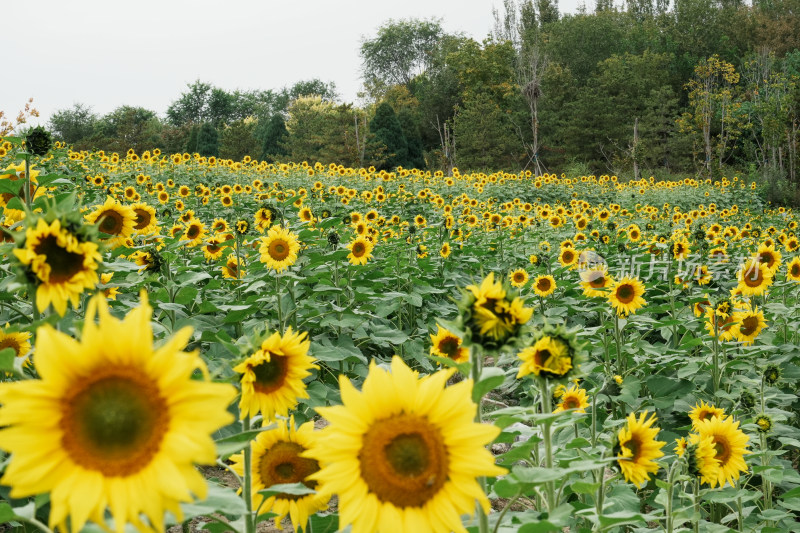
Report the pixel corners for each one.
[222,253,246,280]
[0,292,236,533]
[12,217,102,316]
[516,325,584,381]
[230,417,329,531]
[304,356,506,533]
[693,416,750,488]
[259,225,301,273]
[614,411,666,488]
[684,433,721,483]
[234,327,317,421]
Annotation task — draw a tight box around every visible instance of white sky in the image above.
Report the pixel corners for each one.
[3,0,582,125]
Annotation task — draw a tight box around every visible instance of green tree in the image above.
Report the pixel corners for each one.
[97,106,161,153]
[284,96,362,166]
[361,18,444,96]
[261,114,289,162]
[48,103,97,147]
[370,102,409,170]
[196,122,219,157]
[219,118,260,161]
[397,108,425,169]
[454,92,521,170]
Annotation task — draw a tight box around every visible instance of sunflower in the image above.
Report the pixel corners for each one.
[558,247,578,268]
[347,236,374,266]
[579,265,613,298]
[85,197,136,248]
[466,273,532,344]
[299,207,314,223]
[130,202,158,235]
[689,400,726,429]
[439,242,451,258]
[683,433,721,483]
[202,236,227,261]
[615,412,665,488]
[234,327,317,420]
[786,256,800,282]
[553,385,589,413]
[229,418,329,531]
[182,218,206,247]
[212,218,230,234]
[100,272,119,300]
[304,356,505,533]
[517,335,574,379]
[0,293,236,533]
[693,416,750,488]
[0,324,32,362]
[222,254,246,280]
[672,239,691,260]
[509,268,529,288]
[533,274,556,297]
[13,218,102,316]
[736,258,773,297]
[608,276,647,316]
[259,226,300,273]
[429,325,469,364]
[731,307,767,346]
[756,243,782,275]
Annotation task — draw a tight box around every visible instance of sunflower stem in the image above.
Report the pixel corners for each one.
[594,457,607,527]
[24,153,32,210]
[470,344,490,533]
[665,460,680,533]
[692,478,700,533]
[613,314,624,375]
[539,377,556,512]
[242,415,256,533]
[275,273,284,331]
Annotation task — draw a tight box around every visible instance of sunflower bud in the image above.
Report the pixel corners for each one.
[25,126,52,156]
[755,414,773,433]
[763,364,781,385]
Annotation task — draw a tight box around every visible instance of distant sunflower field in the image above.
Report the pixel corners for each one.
[2,133,800,533]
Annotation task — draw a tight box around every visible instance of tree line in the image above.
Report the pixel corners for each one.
[48,0,800,201]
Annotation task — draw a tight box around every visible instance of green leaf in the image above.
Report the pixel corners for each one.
[180,483,246,521]
[512,465,566,484]
[472,367,506,402]
[0,502,16,523]
[570,481,601,494]
[215,426,275,457]
[258,482,315,499]
[598,511,648,529]
[0,347,16,373]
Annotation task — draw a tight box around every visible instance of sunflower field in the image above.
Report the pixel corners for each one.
[1,134,800,533]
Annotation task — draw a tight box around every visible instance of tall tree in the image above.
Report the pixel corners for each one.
[196,122,219,157]
[261,114,289,162]
[48,103,97,146]
[454,92,521,170]
[361,18,444,95]
[370,102,409,170]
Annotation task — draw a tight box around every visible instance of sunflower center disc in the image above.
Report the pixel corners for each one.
[713,437,731,465]
[0,338,21,356]
[98,211,123,235]
[134,210,151,229]
[251,354,288,394]
[359,413,449,508]
[61,370,167,476]
[739,316,759,336]
[438,337,460,357]
[353,243,365,256]
[259,441,319,500]
[270,240,289,260]
[34,235,86,283]
[537,280,550,292]
[617,285,634,303]
[624,437,641,461]
[744,270,763,287]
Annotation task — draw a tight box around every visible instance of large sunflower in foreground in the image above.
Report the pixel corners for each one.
[85,196,136,248]
[693,416,750,488]
[259,225,301,272]
[304,356,506,533]
[234,327,317,420]
[0,293,236,533]
[616,411,665,488]
[13,217,102,315]
[684,433,721,485]
[608,276,647,316]
[230,417,329,531]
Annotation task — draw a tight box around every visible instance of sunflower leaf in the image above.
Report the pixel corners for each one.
[215,426,276,457]
[258,482,315,499]
[473,367,507,402]
[0,347,16,373]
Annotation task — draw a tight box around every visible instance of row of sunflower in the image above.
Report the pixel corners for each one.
[0,137,798,531]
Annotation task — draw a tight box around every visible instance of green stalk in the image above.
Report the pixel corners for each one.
[692,478,700,533]
[242,416,255,533]
[471,344,490,533]
[539,377,556,511]
[665,461,680,533]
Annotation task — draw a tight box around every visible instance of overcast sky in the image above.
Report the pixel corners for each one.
[4,0,583,125]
